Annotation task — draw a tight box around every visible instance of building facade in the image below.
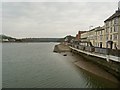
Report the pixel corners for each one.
[75,2,120,50]
[94,26,105,48]
[81,31,88,42]
[75,31,87,40]
[104,10,120,49]
[80,10,120,49]
[88,29,95,46]
[81,26,104,47]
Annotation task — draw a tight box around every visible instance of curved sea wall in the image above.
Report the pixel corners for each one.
[53,44,120,84]
[53,44,70,53]
[70,47,120,81]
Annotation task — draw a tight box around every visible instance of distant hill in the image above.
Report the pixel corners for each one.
[0,34,69,42]
[0,34,15,39]
[21,38,64,42]
[64,35,75,43]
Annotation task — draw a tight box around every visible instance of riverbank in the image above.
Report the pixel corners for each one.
[74,59,119,84]
[70,46,120,82]
[67,52,120,84]
[53,44,120,85]
[53,44,70,53]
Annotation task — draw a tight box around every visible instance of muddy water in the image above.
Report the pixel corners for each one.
[2,43,120,88]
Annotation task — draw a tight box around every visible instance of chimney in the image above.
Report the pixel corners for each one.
[118,1,120,10]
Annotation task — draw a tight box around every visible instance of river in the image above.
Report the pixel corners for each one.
[2,43,119,88]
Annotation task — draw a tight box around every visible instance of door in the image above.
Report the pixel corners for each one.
[100,42,102,48]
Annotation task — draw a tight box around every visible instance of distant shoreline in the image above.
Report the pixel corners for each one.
[1,42,60,43]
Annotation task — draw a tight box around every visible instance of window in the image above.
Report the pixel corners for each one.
[95,36,97,40]
[106,22,109,27]
[110,21,112,26]
[114,26,118,32]
[114,18,118,24]
[110,35,112,40]
[106,28,109,33]
[96,32,97,35]
[100,31,102,34]
[114,43,118,49]
[106,35,109,40]
[113,34,118,40]
[100,35,103,40]
[110,27,112,33]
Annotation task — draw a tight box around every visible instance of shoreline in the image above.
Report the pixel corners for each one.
[53,44,70,53]
[53,44,120,84]
[1,42,61,43]
[74,59,120,84]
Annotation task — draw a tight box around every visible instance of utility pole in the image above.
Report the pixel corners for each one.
[118,1,120,10]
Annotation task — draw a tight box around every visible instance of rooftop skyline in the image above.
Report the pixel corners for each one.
[2,1,118,38]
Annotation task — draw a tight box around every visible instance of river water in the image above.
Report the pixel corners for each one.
[2,43,119,88]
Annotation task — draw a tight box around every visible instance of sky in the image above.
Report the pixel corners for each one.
[1,1,119,38]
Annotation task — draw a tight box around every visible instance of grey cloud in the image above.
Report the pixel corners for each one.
[2,2,117,38]
[0,3,2,34]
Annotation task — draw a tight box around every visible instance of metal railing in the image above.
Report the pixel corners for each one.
[70,43,120,57]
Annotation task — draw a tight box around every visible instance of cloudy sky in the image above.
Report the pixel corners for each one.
[2,1,119,38]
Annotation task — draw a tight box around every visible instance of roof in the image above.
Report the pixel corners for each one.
[78,31,87,34]
[89,26,102,32]
[95,27,104,32]
[104,10,120,22]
